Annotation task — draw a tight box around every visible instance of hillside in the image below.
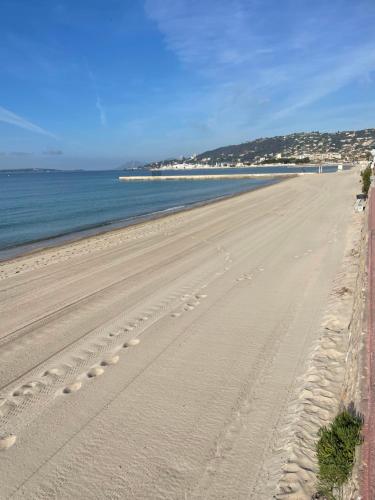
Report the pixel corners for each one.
[148,129,375,168]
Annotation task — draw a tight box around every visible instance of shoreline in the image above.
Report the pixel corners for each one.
[0,176,286,265]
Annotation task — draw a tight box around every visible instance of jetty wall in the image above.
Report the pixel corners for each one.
[118,173,307,182]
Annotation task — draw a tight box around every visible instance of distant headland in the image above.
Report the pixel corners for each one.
[144,128,375,170]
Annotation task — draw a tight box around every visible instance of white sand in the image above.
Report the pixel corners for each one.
[0,170,360,498]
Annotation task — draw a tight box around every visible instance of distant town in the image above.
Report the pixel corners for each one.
[145,128,375,170]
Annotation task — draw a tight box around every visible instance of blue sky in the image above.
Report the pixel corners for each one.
[1,0,375,169]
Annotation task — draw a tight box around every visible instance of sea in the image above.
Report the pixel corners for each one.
[0,166,341,260]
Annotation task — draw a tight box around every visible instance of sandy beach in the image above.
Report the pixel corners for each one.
[0,169,362,498]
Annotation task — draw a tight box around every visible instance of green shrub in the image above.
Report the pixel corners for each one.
[361,166,372,196]
[316,408,363,500]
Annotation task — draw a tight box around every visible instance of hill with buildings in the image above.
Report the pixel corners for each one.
[147,129,375,169]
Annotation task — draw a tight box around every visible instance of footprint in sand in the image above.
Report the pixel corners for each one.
[109,330,121,337]
[87,367,105,378]
[23,381,42,392]
[100,355,120,366]
[12,381,43,398]
[63,381,82,394]
[123,338,140,348]
[42,367,63,378]
[0,434,16,450]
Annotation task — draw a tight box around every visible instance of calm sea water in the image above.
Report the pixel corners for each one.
[0,166,338,259]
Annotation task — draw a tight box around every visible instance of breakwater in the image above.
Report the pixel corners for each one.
[118,173,304,181]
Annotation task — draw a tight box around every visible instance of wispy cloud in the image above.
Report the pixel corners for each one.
[0,105,57,138]
[269,42,375,123]
[145,0,266,73]
[145,0,375,136]
[95,95,107,127]
[88,69,107,127]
